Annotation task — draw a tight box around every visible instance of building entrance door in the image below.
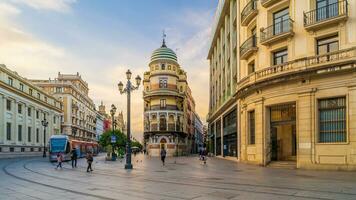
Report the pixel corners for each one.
[269,103,296,161]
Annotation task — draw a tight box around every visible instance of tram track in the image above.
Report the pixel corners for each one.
[3,158,356,200]
[59,160,356,199]
[52,160,356,199]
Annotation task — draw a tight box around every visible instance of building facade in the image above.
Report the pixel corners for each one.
[208,0,356,170]
[193,112,204,153]
[96,111,104,141]
[143,39,197,156]
[207,0,239,158]
[31,72,97,142]
[0,64,62,158]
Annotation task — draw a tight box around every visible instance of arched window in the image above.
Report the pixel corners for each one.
[161,64,166,70]
[159,115,167,131]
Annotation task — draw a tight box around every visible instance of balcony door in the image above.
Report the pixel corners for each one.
[273,8,289,35]
[316,0,339,21]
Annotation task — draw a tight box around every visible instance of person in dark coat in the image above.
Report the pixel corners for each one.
[160,147,167,166]
[71,148,78,168]
[86,151,94,172]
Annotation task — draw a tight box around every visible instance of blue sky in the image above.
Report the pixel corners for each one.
[0,0,217,140]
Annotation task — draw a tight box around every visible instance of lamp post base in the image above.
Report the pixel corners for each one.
[124,163,133,169]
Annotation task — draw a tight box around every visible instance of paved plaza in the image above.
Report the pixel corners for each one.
[1,154,356,200]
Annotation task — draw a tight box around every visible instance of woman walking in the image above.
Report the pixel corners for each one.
[56,152,63,169]
[86,151,94,172]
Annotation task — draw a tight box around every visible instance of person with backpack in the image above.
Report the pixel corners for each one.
[86,151,94,172]
[160,147,167,166]
[56,152,63,169]
[71,148,78,168]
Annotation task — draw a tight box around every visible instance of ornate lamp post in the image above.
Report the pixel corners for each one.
[110,104,117,132]
[118,69,141,170]
[41,118,49,158]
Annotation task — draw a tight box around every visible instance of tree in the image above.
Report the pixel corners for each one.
[99,130,127,150]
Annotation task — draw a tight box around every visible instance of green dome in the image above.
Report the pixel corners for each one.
[150,42,177,63]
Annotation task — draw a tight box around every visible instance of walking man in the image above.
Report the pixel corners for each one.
[71,148,78,168]
[160,147,166,166]
[86,151,93,172]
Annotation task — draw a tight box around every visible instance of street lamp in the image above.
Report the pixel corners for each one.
[118,69,141,170]
[41,118,49,158]
[110,104,117,132]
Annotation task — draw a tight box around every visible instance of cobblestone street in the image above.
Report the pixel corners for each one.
[1,154,356,200]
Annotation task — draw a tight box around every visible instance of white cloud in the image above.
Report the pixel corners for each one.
[9,0,77,13]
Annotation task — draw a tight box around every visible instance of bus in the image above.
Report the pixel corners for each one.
[49,135,99,162]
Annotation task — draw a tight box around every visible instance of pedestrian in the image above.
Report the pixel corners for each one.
[56,152,63,169]
[71,147,78,168]
[160,147,166,166]
[86,151,94,172]
[202,147,207,165]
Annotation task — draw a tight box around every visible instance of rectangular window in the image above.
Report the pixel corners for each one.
[20,83,24,91]
[56,87,62,93]
[53,116,56,124]
[36,110,39,119]
[36,128,39,143]
[273,8,289,35]
[21,148,25,152]
[248,61,255,75]
[29,88,33,95]
[273,49,288,65]
[8,77,13,86]
[319,97,346,143]
[6,99,11,111]
[159,78,168,88]
[18,104,22,114]
[317,35,339,55]
[28,127,32,142]
[10,147,14,152]
[249,111,255,145]
[160,99,166,109]
[6,123,11,140]
[316,0,339,21]
[37,93,40,99]
[28,107,31,117]
[18,125,22,141]
[45,97,47,102]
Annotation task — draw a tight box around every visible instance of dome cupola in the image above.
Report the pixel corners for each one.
[150,37,177,64]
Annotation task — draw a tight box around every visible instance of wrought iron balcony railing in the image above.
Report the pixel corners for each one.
[240,35,258,59]
[260,18,293,45]
[241,0,258,26]
[304,0,348,28]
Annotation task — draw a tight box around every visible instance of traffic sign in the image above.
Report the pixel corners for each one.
[111,135,116,143]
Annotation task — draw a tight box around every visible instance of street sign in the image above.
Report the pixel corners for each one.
[111,135,116,143]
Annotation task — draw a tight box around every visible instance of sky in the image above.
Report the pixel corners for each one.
[0,0,217,141]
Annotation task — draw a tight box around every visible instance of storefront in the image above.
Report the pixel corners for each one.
[223,108,237,157]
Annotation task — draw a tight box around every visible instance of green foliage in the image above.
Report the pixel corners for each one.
[99,130,127,149]
[131,140,143,150]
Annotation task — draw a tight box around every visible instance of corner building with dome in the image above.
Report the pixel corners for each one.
[143,39,197,157]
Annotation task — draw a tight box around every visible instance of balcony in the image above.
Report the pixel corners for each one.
[260,19,294,45]
[240,35,258,60]
[304,0,348,31]
[238,47,356,94]
[261,0,282,8]
[241,0,258,26]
